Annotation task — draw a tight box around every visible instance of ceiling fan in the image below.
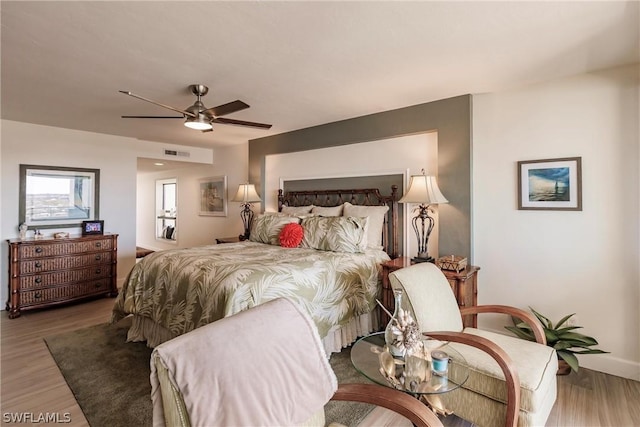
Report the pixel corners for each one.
[119,84,272,132]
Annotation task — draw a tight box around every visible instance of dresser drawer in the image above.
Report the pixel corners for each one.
[18,238,114,259]
[19,266,112,290]
[19,251,113,274]
[20,280,112,307]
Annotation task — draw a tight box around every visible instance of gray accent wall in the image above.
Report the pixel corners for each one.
[249,94,473,260]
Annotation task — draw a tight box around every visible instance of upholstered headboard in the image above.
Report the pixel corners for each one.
[277,186,399,258]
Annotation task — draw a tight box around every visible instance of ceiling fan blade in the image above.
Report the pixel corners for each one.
[119,90,196,118]
[203,100,249,117]
[212,117,272,129]
[121,115,183,119]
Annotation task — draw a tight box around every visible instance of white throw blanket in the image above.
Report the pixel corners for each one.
[150,298,338,426]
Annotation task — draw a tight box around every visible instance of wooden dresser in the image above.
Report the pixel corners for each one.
[6,234,118,318]
[380,257,480,328]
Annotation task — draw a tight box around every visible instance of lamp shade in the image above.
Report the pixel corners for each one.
[232,184,261,203]
[399,174,448,205]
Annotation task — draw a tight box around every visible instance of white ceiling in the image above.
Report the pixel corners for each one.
[2,1,638,150]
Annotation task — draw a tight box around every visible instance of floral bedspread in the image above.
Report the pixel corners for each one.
[111,241,390,339]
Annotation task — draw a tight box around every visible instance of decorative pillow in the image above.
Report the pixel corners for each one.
[264,210,317,220]
[311,204,344,217]
[249,215,300,245]
[300,216,368,253]
[262,211,287,216]
[281,205,314,215]
[343,202,389,250]
[279,223,304,248]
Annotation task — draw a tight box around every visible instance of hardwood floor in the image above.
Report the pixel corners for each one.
[1,299,639,427]
[1,298,114,427]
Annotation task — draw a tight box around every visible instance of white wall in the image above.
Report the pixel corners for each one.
[473,64,639,380]
[136,144,248,250]
[0,120,214,305]
[264,133,439,258]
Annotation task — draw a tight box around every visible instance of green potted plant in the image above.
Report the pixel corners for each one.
[505,307,608,374]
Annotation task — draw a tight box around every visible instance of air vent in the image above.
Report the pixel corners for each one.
[164,149,191,158]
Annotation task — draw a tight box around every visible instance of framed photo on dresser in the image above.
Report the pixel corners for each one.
[82,220,104,235]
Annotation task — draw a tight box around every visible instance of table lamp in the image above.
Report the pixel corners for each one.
[398,170,448,263]
[232,183,261,240]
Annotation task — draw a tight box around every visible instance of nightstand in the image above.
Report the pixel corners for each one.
[380,257,480,328]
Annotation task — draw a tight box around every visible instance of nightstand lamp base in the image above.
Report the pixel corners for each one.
[412,256,434,263]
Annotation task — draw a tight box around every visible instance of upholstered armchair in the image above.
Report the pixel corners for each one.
[388,263,557,427]
[150,298,443,427]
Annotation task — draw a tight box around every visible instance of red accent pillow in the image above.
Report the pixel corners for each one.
[279,223,304,248]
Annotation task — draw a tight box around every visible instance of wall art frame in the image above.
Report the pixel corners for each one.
[517,157,582,211]
[19,164,100,229]
[199,176,227,216]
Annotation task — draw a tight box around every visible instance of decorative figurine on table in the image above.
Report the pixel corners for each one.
[19,223,28,240]
[377,298,421,357]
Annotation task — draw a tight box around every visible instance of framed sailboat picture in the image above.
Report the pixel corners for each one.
[517,157,582,211]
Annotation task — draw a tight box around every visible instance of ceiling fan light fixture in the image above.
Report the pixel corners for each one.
[184,114,212,131]
[120,85,271,131]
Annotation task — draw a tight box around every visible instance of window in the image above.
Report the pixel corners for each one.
[156,178,177,242]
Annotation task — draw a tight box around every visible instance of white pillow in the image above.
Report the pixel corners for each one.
[343,202,389,249]
[311,204,344,217]
[281,205,314,215]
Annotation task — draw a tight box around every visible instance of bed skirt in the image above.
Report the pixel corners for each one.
[321,309,380,354]
[124,309,380,355]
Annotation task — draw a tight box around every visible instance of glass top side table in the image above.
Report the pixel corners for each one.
[350,332,469,396]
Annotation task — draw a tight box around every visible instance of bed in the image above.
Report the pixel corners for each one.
[111,186,399,353]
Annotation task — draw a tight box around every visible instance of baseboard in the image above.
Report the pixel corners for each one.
[580,354,640,381]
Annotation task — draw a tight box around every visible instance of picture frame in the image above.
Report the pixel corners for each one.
[199,176,227,216]
[517,157,582,211]
[81,220,104,235]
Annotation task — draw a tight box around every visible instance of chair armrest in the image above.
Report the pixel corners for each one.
[459,304,547,345]
[423,331,520,427]
[332,383,443,427]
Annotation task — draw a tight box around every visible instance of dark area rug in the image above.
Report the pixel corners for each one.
[44,318,153,427]
[43,318,374,427]
[45,320,470,427]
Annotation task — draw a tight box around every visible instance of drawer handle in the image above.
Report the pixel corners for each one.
[95,254,102,261]
[95,283,102,288]
[35,247,43,253]
[95,268,102,275]
[95,242,102,248]
[35,277,42,284]
[34,292,42,299]
[35,262,42,268]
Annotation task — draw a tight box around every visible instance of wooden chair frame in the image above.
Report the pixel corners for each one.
[332,383,444,427]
